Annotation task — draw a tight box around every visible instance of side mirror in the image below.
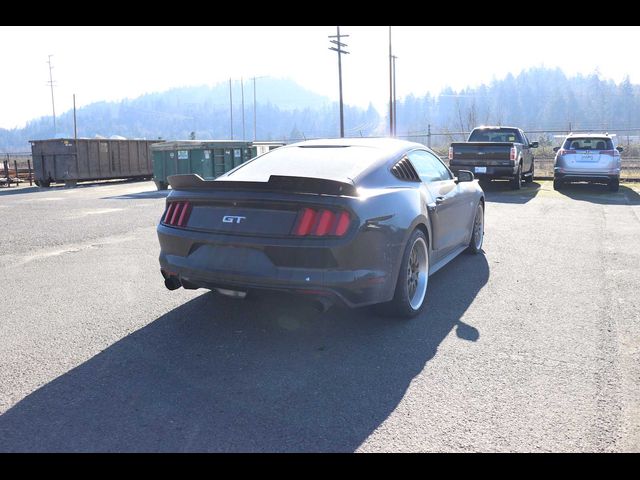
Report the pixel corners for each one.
[553,146,560,153]
[616,146,624,153]
[456,170,474,183]
[530,141,539,148]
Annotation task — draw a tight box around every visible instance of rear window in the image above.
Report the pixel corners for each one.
[563,137,613,150]
[468,128,520,143]
[223,145,382,183]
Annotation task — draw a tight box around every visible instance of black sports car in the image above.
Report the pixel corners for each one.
[157,138,485,317]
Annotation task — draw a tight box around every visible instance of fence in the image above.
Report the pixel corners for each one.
[0,153,33,187]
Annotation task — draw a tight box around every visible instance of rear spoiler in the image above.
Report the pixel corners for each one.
[167,174,359,197]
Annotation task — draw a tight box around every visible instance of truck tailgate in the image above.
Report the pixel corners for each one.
[450,142,513,163]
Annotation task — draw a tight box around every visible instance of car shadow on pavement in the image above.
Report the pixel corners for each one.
[481,180,542,204]
[556,183,640,205]
[101,190,171,200]
[0,254,488,452]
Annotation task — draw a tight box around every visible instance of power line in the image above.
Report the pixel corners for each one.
[329,26,349,138]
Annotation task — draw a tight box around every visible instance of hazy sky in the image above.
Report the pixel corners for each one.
[0,26,637,129]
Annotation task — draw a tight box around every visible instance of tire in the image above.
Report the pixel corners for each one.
[609,177,619,192]
[467,202,484,254]
[387,229,429,318]
[553,178,562,191]
[525,160,534,184]
[511,163,522,190]
[39,180,51,188]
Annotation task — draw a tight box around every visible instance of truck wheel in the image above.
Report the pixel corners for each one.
[511,164,522,190]
[525,161,534,183]
[609,177,619,192]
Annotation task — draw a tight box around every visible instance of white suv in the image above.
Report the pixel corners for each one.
[553,133,622,192]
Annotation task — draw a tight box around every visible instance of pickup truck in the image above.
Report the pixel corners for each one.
[448,126,538,190]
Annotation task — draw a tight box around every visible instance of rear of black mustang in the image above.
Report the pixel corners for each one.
[156,140,417,308]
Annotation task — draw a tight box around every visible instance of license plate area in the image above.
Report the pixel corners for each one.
[474,166,487,173]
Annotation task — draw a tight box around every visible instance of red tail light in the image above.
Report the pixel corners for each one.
[510,146,517,161]
[448,146,453,160]
[599,150,616,156]
[558,149,576,156]
[162,201,192,227]
[292,207,351,237]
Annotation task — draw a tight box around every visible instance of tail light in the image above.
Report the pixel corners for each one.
[510,146,517,161]
[162,201,192,227]
[448,146,453,160]
[599,150,616,156]
[558,149,576,156]
[291,207,351,237]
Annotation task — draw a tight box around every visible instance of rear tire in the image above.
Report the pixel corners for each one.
[525,161,534,184]
[511,163,522,190]
[553,178,562,191]
[467,203,484,254]
[609,177,619,192]
[387,229,429,318]
[155,180,168,191]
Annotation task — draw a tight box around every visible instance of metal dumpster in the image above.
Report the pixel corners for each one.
[151,140,255,190]
[30,138,158,187]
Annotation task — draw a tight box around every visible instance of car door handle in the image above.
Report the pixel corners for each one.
[435,196,445,204]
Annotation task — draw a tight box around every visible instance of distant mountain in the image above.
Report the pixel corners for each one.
[0,78,383,152]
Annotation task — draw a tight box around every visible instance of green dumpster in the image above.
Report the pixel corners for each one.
[151,140,255,190]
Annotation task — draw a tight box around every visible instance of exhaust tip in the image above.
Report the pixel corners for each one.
[164,276,182,291]
[216,288,247,299]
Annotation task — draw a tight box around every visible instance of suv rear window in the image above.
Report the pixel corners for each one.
[563,137,613,150]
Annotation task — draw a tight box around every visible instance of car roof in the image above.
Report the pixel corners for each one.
[223,137,425,185]
[473,125,520,130]
[566,133,613,138]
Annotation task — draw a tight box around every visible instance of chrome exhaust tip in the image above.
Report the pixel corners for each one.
[164,276,182,291]
[216,288,247,299]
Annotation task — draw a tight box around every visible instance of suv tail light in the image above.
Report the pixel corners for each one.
[448,146,453,160]
[599,150,616,156]
[162,201,192,227]
[558,149,576,156]
[510,146,517,161]
[291,207,351,237]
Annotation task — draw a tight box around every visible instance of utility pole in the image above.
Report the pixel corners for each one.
[241,77,246,141]
[252,76,266,141]
[229,78,233,140]
[73,94,77,140]
[329,26,349,138]
[392,55,398,136]
[388,27,393,136]
[47,54,57,136]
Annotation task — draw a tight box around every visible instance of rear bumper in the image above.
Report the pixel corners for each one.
[450,163,517,179]
[554,170,619,183]
[157,224,399,308]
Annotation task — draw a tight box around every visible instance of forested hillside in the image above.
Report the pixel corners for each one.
[2,68,638,151]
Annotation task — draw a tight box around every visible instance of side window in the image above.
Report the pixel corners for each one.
[407,150,452,182]
[521,131,529,146]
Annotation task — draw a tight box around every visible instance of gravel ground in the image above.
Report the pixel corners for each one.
[0,179,638,452]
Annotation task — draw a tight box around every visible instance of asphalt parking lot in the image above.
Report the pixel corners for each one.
[0,179,639,452]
